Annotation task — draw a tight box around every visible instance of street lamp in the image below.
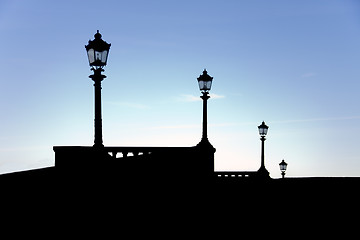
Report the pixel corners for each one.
[197,69,213,146]
[197,69,213,93]
[85,30,111,148]
[86,30,111,68]
[258,121,269,137]
[257,121,269,177]
[279,159,288,178]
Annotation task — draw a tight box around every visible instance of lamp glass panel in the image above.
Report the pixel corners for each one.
[198,80,205,90]
[101,50,108,63]
[95,51,102,62]
[87,49,95,64]
[205,81,212,90]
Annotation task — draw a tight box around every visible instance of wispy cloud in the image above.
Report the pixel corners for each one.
[177,93,225,102]
[211,93,226,99]
[105,101,150,109]
[149,122,240,130]
[150,124,200,130]
[178,94,201,102]
[149,116,360,130]
[272,116,360,124]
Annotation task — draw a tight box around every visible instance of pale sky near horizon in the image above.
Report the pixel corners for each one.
[1,0,360,178]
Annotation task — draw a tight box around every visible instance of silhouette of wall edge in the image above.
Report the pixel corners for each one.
[53,145,216,181]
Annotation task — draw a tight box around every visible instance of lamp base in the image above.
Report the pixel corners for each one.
[257,166,270,179]
[196,138,214,149]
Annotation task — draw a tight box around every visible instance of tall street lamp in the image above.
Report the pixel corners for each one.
[279,159,288,178]
[197,69,213,146]
[85,30,111,148]
[257,121,270,178]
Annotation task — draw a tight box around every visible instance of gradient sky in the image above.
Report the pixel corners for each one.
[1,0,360,178]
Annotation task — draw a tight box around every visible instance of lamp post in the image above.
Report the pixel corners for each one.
[279,159,288,178]
[85,30,111,148]
[257,121,270,177]
[197,69,213,146]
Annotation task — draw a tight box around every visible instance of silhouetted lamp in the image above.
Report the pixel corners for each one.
[197,69,213,92]
[279,159,288,178]
[85,30,111,68]
[85,30,111,148]
[257,121,269,178]
[258,121,269,136]
[197,69,213,146]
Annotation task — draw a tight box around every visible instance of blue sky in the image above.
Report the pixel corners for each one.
[1,0,360,177]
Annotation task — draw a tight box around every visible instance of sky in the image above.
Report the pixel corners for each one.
[1,0,360,178]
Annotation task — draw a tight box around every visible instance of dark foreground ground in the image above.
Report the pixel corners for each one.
[1,167,359,235]
[2,166,359,204]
